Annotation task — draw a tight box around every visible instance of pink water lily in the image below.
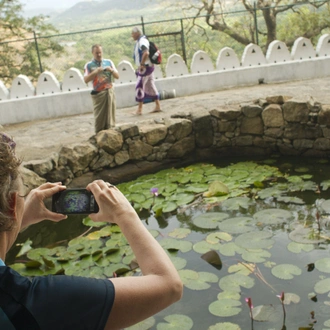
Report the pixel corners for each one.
[245,297,253,309]
[277,291,285,302]
[245,297,254,328]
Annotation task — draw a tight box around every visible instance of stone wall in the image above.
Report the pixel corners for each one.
[21,95,330,191]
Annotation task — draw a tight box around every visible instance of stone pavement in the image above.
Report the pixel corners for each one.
[2,77,330,162]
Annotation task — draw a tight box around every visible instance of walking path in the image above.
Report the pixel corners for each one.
[2,77,330,162]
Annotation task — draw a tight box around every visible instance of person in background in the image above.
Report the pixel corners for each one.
[0,132,183,330]
[131,26,161,115]
[84,44,119,133]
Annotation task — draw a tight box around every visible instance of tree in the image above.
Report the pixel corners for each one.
[0,0,63,86]
[176,0,330,51]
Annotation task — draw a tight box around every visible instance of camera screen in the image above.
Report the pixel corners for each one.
[60,190,93,213]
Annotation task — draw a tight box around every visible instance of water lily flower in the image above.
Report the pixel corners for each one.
[245,297,253,309]
[150,188,159,197]
[277,291,286,327]
[245,297,254,326]
[277,291,285,302]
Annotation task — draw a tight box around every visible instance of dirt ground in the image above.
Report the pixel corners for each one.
[2,77,330,162]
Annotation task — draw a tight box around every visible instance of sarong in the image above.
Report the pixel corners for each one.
[135,66,160,103]
[91,88,116,133]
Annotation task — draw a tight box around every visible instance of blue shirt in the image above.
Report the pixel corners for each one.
[0,265,115,329]
[84,58,116,92]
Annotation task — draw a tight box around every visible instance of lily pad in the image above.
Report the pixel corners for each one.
[321,180,330,191]
[252,304,281,322]
[219,242,244,257]
[218,217,255,234]
[126,317,156,330]
[168,228,191,239]
[179,269,218,290]
[203,181,229,197]
[192,212,229,229]
[162,201,178,213]
[206,232,232,244]
[257,186,285,199]
[160,238,192,253]
[271,263,302,280]
[82,216,107,227]
[16,239,33,257]
[219,273,255,292]
[315,258,330,273]
[287,242,314,253]
[289,225,326,244]
[169,256,187,270]
[219,197,253,211]
[208,299,242,317]
[193,241,221,254]
[253,208,294,225]
[241,249,271,263]
[216,291,241,300]
[208,322,241,330]
[169,193,195,206]
[314,277,330,294]
[282,292,300,305]
[228,263,255,276]
[157,314,193,330]
[235,231,274,249]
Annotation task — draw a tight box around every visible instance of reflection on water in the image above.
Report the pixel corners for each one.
[8,157,330,329]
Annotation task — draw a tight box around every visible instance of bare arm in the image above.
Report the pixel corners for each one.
[87,180,183,330]
[139,46,150,72]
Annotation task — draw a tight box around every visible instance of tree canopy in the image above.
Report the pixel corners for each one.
[176,0,330,50]
[0,0,63,86]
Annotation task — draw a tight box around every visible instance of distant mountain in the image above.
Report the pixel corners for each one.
[49,0,161,24]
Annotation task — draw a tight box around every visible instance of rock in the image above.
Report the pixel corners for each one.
[240,116,263,135]
[139,124,168,145]
[167,136,195,158]
[283,99,309,123]
[21,166,46,192]
[240,104,263,118]
[262,104,284,127]
[128,140,153,159]
[58,142,98,174]
[95,130,124,154]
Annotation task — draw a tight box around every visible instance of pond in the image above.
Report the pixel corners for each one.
[8,156,330,330]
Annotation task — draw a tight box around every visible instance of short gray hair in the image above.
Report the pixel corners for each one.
[132,26,143,35]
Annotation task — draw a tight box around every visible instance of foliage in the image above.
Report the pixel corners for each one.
[173,0,330,51]
[0,0,63,85]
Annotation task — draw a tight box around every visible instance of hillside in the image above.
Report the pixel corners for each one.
[49,0,179,30]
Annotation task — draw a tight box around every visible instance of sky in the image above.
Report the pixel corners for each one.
[20,0,86,10]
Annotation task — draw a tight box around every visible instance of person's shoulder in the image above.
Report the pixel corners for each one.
[84,60,93,68]
[139,36,149,47]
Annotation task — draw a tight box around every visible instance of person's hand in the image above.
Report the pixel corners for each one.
[104,66,114,73]
[21,182,67,229]
[86,180,137,224]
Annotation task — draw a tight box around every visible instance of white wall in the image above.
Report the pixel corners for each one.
[1,34,330,125]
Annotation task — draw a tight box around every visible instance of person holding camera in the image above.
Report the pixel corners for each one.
[84,44,119,133]
[0,132,183,330]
